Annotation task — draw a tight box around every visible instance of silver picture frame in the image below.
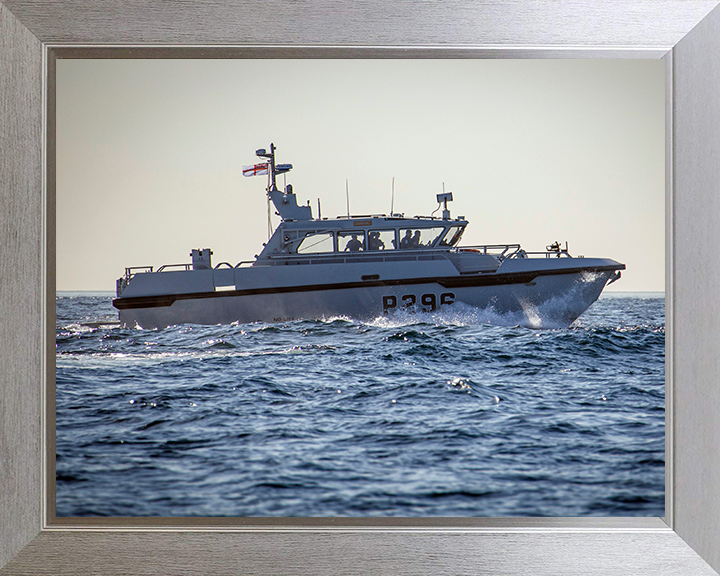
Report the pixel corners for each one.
[2,1,720,574]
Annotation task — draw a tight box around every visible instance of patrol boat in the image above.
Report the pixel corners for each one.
[113,144,624,329]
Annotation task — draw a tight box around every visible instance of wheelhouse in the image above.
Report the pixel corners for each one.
[264,219,467,258]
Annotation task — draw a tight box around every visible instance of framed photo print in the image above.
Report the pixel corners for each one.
[1,1,720,574]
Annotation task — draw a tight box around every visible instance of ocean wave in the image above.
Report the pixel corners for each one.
[56,292,665,517]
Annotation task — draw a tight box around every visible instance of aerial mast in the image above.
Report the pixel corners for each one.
[252,143,312,221]
[256,143,276,191]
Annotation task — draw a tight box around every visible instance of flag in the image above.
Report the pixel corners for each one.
[243,163,269,177]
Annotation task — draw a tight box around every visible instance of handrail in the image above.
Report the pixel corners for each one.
[125,265,153,275]
[267,245,451,261]
[125,261,256,279]
[156,263,192,272]
[522,250,573,258]
[455,244,522,260]
[122,242,575,283]
[264,243,524,262]
[456,244,520,251]
[124,266,152,282]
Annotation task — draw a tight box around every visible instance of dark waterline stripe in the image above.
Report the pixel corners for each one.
[113,264,624,310]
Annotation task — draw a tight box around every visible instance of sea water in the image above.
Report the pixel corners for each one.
[55,292,664,517]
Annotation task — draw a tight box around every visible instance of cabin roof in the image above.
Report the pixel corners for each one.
[278,215,467,230]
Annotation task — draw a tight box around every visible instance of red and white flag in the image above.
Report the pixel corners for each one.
[242,163,269,177]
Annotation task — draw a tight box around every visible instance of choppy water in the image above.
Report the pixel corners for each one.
[56,292,664,517]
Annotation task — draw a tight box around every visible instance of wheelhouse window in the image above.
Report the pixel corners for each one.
[338,230,365,252]
[296,231,334,254]
[398,226,446,249]
[438,225,465,247]
[368,229,396,250]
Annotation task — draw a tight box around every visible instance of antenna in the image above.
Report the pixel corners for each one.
[317,198,322,220]
[346,179,350,218]
[390,177,395,216]
[436,191,453,220]
[256,143,277,190]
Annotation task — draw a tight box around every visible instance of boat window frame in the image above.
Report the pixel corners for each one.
[398,225,448,250]
[438,224,466,247]
[337,229,367,253]
[295,230,337,254]
[367,229,397,251]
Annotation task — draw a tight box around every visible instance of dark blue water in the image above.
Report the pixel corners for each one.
[56,292,664,517]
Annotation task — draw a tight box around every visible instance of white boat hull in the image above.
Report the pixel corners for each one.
[115,261,619,329]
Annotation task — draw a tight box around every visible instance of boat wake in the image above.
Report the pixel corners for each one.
[512,271,608,329]
[329,301,582,331]
[328,274,608,330]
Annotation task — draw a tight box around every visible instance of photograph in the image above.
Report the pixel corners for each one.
[55,58,665,517]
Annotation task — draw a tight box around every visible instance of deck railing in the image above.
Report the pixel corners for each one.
[120,242,575,287]
[455,244,522,259]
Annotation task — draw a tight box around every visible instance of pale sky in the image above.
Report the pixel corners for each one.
[56,59,664,292]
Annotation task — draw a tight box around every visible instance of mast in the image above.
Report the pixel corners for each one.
[254,143,312,222]
[255,143,276,191]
